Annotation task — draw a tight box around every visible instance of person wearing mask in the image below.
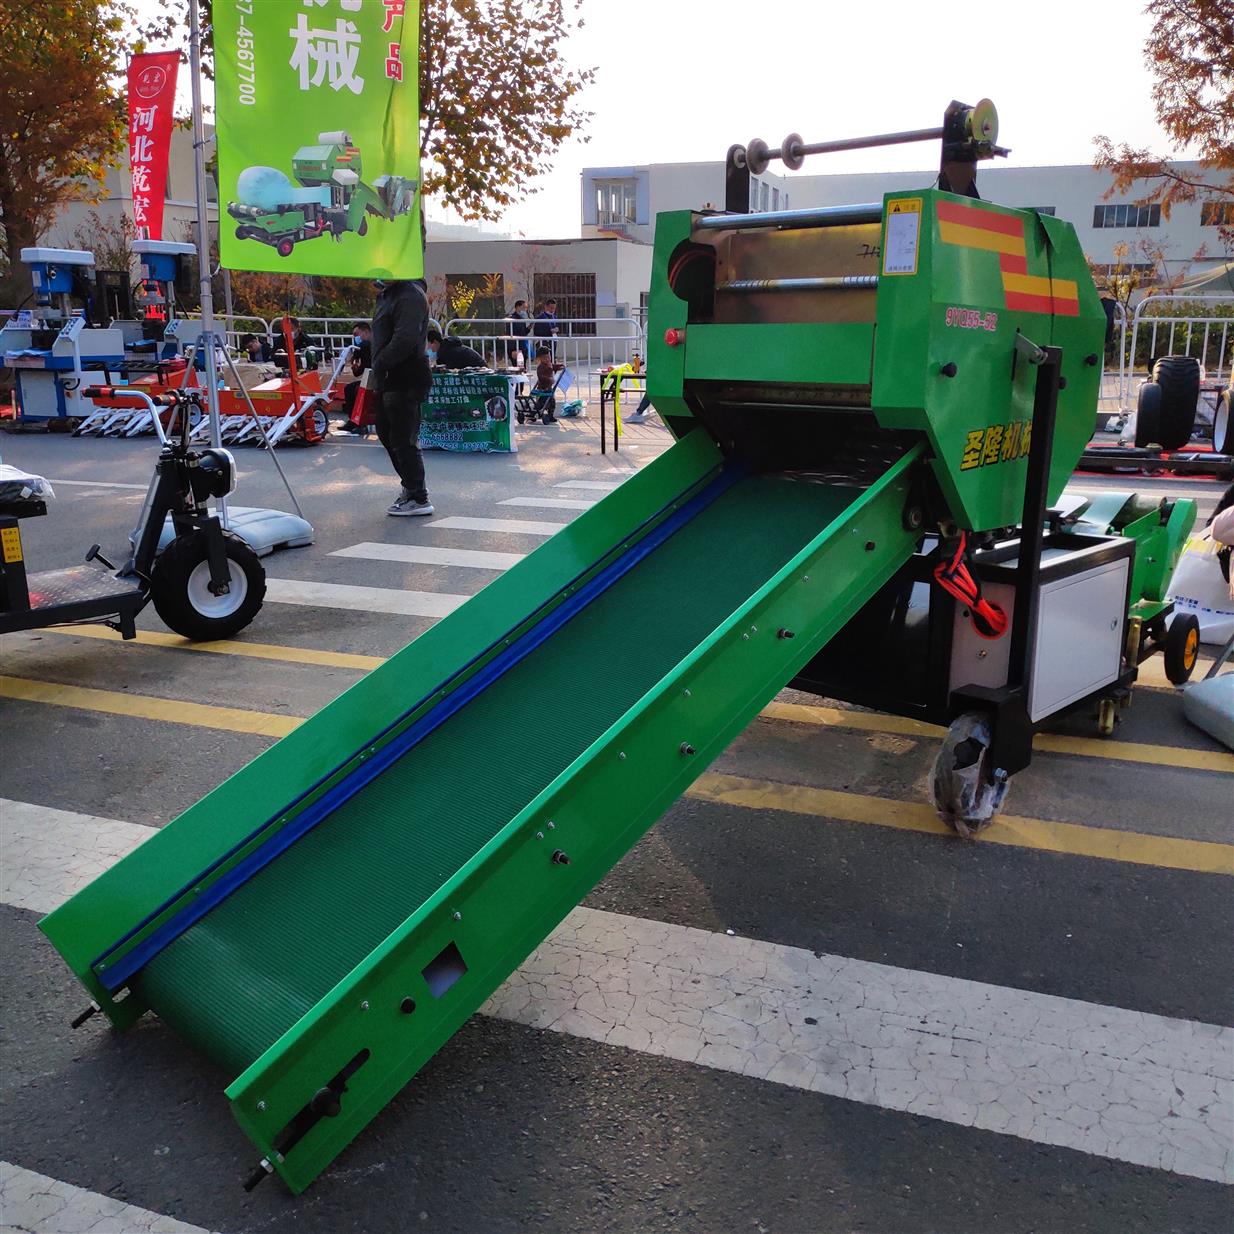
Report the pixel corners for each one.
[239,333,274,363]
[371,280,434,517]
[427,327,487,370]
[507,298,532,367]
[533,298,559,357]
[337,321,373,431]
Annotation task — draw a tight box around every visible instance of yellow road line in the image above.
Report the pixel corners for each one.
[761,701,1234,774]
[0,675,301,738]
[38,624,385,672]
[2,672,1226,874]
[688,772,1234,877]
[12,633,1231,772]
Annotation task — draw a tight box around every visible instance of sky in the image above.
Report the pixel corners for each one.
[137,0,1174,239]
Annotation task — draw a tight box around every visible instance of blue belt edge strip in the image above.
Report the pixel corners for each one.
[94,463,741,993]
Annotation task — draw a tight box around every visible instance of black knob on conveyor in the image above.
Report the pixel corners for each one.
[939,362,958,378]
[551,849,571,865]
[777,628,796,639]
[242,1160,273,1192]
[311,1086,342,1118]
[70,1002,101,1029]
[400,997,417,1014]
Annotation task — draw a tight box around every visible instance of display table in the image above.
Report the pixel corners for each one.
[420,370,520,453]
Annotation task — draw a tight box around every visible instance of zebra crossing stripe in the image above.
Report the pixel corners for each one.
[3,798,1230,1184]
[263,578,468,618]
[330,542,525,571]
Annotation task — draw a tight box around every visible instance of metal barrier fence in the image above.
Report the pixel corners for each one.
[193,315,647,390]
[444,316,646,396]
[1116,293,1234,410]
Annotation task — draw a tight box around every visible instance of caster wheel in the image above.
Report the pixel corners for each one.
[930,711,1010,838]
[1096,697,1117,736]
[276,238,295,258]
[1164,612,1200,685]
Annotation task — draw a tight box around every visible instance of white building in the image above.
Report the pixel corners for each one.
[581,160,1231,283]
[423,235,651,329]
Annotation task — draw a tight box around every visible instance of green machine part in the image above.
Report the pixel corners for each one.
[1071,489,1198,621]
[41,429,925,1192]
[647,190,1106,531]
[41,170,1110,1193]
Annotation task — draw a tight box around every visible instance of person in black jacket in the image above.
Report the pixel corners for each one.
[427,327,487,370]
[370,280,434,516]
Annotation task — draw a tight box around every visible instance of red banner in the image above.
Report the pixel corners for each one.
[127,52,180,240]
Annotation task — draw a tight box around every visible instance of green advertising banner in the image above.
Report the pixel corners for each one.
[214,0,422,279]
[421,372,517,453]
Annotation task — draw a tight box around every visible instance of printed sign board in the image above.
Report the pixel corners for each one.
[420,372,517,453]
[214,0,422,279]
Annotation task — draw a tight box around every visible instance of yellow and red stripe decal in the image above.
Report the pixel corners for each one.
[936,200,1079,317]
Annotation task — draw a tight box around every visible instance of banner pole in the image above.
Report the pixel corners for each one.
[187,0,227,525]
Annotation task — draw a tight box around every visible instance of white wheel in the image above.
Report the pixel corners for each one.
[186,558,248,619]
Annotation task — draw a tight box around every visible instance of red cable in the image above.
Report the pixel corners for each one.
[933,533,1008,640]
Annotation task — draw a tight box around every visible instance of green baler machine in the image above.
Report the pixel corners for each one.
[42,102,1193,1192]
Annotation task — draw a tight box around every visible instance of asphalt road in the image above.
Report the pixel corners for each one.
[0,420,1230,1234]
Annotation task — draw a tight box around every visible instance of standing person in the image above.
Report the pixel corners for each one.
[507,298,532,367]
[533,297,559,358]
[371,280,434,517]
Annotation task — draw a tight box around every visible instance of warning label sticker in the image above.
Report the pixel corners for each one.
[883,198,922,275]
[1,526,23,564]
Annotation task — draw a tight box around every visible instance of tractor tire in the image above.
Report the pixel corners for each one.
[151,529,266,641]
[358,217,369,237]
[1214,387,1233,456]
[1134,381,1163,448]
[276,238,295,258]
[1150,355,1201,450]
[1164,613,1201,685]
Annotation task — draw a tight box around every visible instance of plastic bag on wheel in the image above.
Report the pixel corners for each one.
[931,712,1009,837]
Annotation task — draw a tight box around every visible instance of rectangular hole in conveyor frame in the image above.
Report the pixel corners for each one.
[423,942,467,998]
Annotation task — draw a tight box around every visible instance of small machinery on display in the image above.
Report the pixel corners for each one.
[227,131,418,258]
[1,249,126,421]
[0,385,266,641]
[42,101,1202,1194]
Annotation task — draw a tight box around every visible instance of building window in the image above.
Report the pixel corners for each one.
[1092,203,1161,229]
[749,178,760,211]
[771,187,779,212]
[1200,200,1234,227]
[594,178,638,230]
[760,182,770,212]
[534,272,597,336]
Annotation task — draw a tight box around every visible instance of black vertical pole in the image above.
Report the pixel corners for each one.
[1007,345,1062,694]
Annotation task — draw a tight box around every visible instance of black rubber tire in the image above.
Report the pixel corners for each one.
[358,217,369,237]
[1214,388,1233,456]
[1134,381,1163,448]
[1164,612,1201,685]
[276,238,294,258]
[1150,355,1201,450]
[150,529,266,641]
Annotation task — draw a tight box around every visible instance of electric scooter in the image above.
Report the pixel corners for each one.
[0,386,266,641]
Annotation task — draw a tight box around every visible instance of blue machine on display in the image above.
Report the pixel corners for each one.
[1,249,125,421]
[129,240,203,363]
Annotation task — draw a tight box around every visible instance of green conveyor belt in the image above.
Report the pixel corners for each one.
[134,474,859,1075]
